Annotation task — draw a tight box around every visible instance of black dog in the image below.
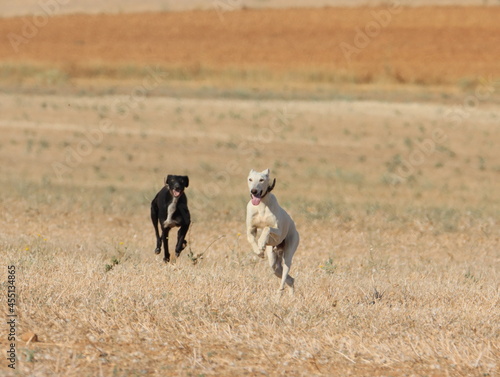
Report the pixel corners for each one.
[151,175,191,262]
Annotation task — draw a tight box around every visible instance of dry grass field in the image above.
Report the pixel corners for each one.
[1,93,499,376]
[1,3,499,377]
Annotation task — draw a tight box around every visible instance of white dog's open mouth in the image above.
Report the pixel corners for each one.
[251,193,262,206]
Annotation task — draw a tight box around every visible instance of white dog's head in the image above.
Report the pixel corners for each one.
[248,168,276,206]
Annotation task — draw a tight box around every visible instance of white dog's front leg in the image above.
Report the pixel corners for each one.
[258,227,271,251]
[259,227,282,250]
[247,227,265,258]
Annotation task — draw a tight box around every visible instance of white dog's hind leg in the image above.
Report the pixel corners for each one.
[269,248,294,292]
[279,232,299,292]
[279,256,294,292]
[266,246,277,269]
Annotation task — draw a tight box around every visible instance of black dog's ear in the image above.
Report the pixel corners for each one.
[183,176,189,188]
[165,175,172,186]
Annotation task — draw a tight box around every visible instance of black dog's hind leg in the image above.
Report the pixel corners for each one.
[151,201,162,254]
[175,223,190,257]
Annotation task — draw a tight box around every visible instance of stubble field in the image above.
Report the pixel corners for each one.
[1,92,499,376]
[0,4,499,377]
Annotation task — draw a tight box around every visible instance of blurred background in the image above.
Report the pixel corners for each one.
[1,0,499,101]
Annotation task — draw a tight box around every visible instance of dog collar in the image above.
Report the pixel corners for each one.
[260,178,276,199]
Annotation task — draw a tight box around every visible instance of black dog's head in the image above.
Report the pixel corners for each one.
[165,175,189,198]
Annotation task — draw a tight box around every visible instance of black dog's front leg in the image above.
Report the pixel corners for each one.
[155,227,162,254]
[151,201,162,254]
[175,223,190,257]
[162,227,171,262]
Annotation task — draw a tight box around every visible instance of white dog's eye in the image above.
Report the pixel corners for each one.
[249,178,252,182]
[259,179,264,182]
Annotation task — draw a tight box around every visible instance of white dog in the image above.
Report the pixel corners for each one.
[246,169,299,292]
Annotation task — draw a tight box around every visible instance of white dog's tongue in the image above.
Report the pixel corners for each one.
[251,195,261,206]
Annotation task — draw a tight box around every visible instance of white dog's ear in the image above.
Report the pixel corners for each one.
[249,169,256,175]
[263,168,270,176]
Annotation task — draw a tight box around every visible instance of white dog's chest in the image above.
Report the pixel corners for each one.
[250,207,277,229]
